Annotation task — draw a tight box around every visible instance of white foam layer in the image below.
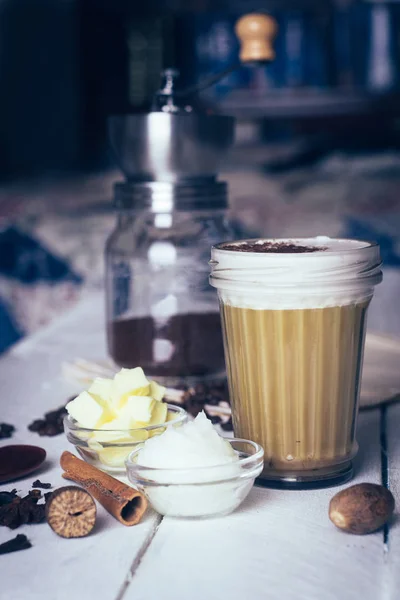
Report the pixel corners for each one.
[210,237,382,310]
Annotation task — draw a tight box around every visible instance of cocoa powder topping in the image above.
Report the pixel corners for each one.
[221,241,327,254]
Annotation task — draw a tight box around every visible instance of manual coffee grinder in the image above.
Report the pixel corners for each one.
[105,13,277,385]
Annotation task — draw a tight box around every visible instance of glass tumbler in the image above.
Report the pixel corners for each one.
[210,237,382,488]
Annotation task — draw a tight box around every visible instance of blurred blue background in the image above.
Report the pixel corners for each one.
[0,0,400,351]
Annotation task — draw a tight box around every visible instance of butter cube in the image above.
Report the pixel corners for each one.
[66,391,108,428]
[147,401,169,438]
[89,426,149,468]
[121,395,155,425]
[149,401,168,426]
[166,409,179,422]
[89,377,114,403]
[150,380,166,402]
[93,416,136,443]
[112,368,150,409]
[98,447,132,468]
[97,436,148,467]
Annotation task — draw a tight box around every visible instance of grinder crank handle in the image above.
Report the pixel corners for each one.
[235,13,277,64]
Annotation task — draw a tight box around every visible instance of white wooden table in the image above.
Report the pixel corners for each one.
[1,294,399,600]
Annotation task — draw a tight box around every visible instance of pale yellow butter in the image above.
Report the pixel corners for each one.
[66,368,170,451]
[150,380,166,402]
[94,416,136,443]
[149,401,168,426]
[121,395,155,425]
[88,377,114,403]
[67,391,110,428]
[111,367,150,409]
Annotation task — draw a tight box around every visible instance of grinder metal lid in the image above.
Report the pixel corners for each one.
[109,68,234,183]
[108,112,234,183]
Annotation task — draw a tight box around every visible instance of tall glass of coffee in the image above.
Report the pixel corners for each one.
[210,237,382,488]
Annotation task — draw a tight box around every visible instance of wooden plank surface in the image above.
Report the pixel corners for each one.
[0,293,397,600]
[0,296,160,600]
[385,402,400,600]
[123,410,386,600]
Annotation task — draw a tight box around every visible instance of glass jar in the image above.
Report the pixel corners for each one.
[106,180,234,385]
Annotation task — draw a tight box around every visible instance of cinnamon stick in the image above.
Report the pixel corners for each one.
[60,451,147,526]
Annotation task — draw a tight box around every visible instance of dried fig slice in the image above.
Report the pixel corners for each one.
[46,486,96,538]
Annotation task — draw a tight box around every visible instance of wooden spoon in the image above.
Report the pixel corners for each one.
[0,445,46,483]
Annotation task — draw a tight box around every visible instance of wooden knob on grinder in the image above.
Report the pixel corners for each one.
[235,13,277,63]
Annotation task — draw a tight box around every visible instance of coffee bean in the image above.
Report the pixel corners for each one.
[28,420,45,433]
[221,419,233,432]
[28,406,67,437]
[0,423,15,439]
[205,414,222,425]
[166,379,233,431]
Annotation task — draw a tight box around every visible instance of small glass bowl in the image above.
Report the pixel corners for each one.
[125,438,264,518]
[64,404,187,474]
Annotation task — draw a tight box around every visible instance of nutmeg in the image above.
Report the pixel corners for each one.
[329,483,395,535]
[46,486,96,538]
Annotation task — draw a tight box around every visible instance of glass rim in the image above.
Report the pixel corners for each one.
[210,237,382,294]
[125,438,264,484]
[64,403,187,433]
